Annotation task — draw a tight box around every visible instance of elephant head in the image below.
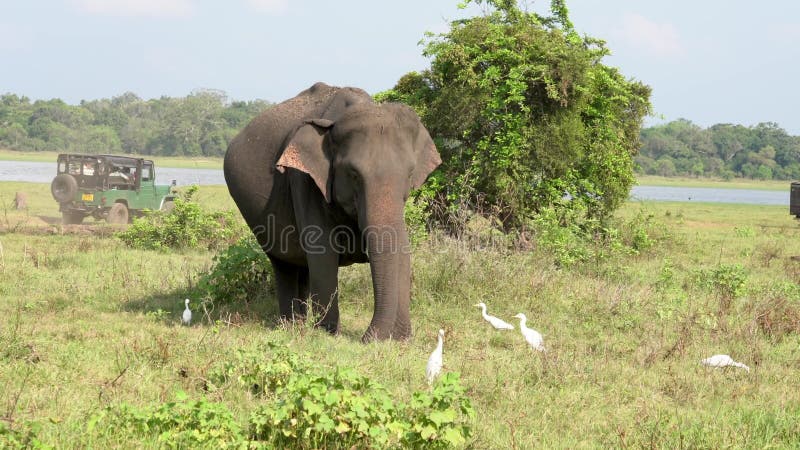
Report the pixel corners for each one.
[275,103,441,341]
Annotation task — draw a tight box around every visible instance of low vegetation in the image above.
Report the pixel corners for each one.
[117,185,247,251]
[2,182,800,448]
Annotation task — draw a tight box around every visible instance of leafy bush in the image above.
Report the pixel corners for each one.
[197,235,273,304]
[117,186,245,251]
[214,342,475,449]
[690,263,748,314]
[94,342,474,449]
[405,196,434,246]
[529,206,668,268]
[709,264,748,304]
[89,392,243,448]
[380,0,651,229]
[0,421,50,449]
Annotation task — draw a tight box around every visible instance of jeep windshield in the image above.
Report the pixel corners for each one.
[56,154,145,190]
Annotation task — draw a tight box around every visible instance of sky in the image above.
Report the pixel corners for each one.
[1,0,799,134]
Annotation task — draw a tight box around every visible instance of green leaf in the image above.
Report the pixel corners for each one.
[335,421,351,434]
[429,409,457,426]
[444,427,467,446]
[420,425,437,440]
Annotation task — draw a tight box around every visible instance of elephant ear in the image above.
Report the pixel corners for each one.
[276,119,334,202]
[411,125,442,190]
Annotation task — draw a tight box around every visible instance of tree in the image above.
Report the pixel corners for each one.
[639,120,800,179]
[379,0,651,229]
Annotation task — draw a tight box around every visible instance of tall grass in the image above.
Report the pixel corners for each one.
[1,182,800,448]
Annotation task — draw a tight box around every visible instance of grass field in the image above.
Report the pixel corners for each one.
[2,182,800,448]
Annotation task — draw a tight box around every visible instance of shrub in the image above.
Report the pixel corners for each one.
[95,342,474,449]
[89,392,243,448]
[528,206,668,268]
[196,235,273,304]
[710,263,748,307]
[117,186,245,251]
[405,196,433,246]
[214,342,475,449]
[690,263,748,314]
[0,421,49,449]
[380,0,651,229]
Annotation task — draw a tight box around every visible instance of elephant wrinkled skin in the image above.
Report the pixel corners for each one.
[224,82,441,342]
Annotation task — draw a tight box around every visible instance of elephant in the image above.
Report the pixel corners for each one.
[224,82,441,342]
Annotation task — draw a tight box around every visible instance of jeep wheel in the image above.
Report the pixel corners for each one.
[51,174,78,203]
[107,203,129,224]
[62,210,84,225]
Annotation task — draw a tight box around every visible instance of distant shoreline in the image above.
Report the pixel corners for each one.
[0,149,791,192]
[0,148,223,170]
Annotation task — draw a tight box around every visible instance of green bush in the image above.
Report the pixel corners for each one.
[710,263,748,304]
[117,186,245,251]
[529,206,668,268]
[0,421,50,449]
[89,392,243,449]
[215,342,475,449]
[196,235,273,304]
[405,196,433,246]
[94,342,474,449]
[380,0,651,229]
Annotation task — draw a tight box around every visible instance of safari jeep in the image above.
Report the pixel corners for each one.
[51,154,177,224]
[791,181,800,219]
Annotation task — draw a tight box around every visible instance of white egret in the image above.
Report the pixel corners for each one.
[426,329,445,385]
[513,313,546,352]
[700,354,750,372]
[474,302,514,330]
[182,299,192,326]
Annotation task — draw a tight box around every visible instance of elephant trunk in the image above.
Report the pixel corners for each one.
[361,197,412,342]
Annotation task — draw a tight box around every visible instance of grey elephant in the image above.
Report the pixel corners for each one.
[224,82,441,342]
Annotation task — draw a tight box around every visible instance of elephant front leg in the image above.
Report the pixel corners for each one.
[307,255,340,334]
[270,258,307,320]
[392,250,412,340]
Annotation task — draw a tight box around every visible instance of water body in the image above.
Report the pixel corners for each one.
[629,185,788,206]
[0,160,791,205]
[0,160,226,185]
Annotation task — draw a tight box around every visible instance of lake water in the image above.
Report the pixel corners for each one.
[0,160,790,206]
[0,160,226,185]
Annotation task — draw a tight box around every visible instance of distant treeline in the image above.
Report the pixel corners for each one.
[637,119,800,180]
[4,91,799,181]
[0,90,271,157]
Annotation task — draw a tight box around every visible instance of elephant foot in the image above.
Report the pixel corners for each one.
[391,325,411,341]
[317,319,339,335]
[361,326,409,343]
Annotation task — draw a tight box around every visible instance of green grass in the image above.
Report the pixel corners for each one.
[0,148,223,169]
[2,182,800,448]
[636,174,791,191]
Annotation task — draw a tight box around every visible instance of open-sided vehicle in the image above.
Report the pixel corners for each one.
[791,182,800,219]
[51,154,177,224]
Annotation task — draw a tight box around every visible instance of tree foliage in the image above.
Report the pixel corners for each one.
[378,0,651,229]
[638,119,800,180]
[0,90,270,157]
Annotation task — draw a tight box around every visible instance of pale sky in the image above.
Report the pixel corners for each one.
[1,1,798,133]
